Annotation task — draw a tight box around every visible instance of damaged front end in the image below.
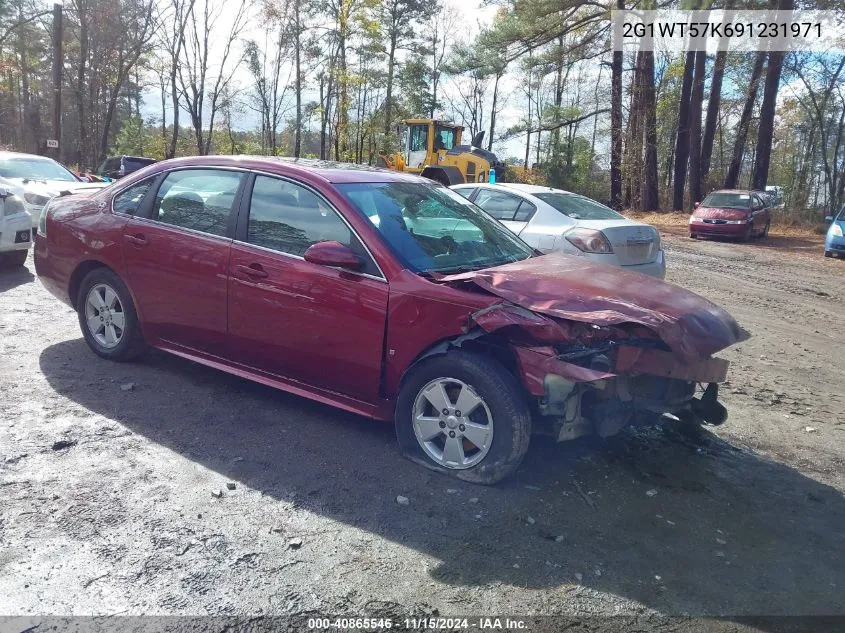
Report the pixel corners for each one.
[442,254,748,442]
[512,341,728,442]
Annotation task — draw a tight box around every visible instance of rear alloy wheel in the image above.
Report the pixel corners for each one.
[395,350,531,485]
[0,250,27,269]
[77,267,146,361]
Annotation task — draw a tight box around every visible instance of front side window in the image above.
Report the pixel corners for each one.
[113,178,154,215]
[473,189,523,221]
[337,182,534,274]
[152,169,244,237]
[248,175,353,257]
[535,192,625,220]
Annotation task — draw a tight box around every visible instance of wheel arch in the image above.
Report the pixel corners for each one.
[396,329,522,398]
[68,260,113,310]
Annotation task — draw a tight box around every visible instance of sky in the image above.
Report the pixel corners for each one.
[139,0,528,158]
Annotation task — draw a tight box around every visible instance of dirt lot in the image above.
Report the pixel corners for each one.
[1,233,844,631]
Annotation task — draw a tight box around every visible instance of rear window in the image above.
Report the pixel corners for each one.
[701,192,751,209]
[124,158,156,171]
[535,192,624,220]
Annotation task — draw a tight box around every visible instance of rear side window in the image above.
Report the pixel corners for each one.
[473,190,523,221]
[151,169,244,237]
[112,178,154,215]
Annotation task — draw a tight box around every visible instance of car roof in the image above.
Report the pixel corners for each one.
[453,182,577,196]
[153,156,427,184]
[706,189,756,195]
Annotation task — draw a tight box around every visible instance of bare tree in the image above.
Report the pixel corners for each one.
[178,0,250,155]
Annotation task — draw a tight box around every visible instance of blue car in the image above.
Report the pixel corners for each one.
[825,205,845,258]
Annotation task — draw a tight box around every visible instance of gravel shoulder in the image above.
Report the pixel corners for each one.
[1,240,843,629]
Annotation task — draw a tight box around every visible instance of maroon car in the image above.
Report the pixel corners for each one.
[35,157,746,484]
[689,189,771,241]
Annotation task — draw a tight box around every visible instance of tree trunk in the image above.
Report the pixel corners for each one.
[488,73,500,152]
[724,51,766,188]
[688,50,706,205]
[624,56,643,209]
[294,0,302,158]
[672,51,695,210]
[752,50,785,190]
[641,50,659,210]
[75,0,89,168]
[610,0,623,209]
[382,31,397,150]
[700,49,727,192]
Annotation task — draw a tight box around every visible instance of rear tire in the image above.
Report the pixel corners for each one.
[0,250,27,269]
[395,350,531,485]
[76,267,146,362]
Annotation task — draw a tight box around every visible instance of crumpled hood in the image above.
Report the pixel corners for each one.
[440,253,748,362]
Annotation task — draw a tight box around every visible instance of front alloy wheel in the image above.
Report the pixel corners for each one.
[412,377,493,469]
[395,350,531,484]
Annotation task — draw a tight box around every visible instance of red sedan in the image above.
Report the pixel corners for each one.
[689,189,771,241]
[35,157,746,484]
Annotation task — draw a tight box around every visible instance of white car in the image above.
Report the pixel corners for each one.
[0,151,108,231]
[451,183,666,279]
[0,187,33,268]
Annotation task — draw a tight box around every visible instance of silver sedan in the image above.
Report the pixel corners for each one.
[451,183,665,279]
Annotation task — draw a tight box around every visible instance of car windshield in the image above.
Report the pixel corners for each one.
[534,192,625,220]
[0,157,78,182]
[702,192,751,209]
[337,182,535,274]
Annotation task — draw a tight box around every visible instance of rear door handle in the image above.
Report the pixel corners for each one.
[236,264,268,279]
[124,234,148,247]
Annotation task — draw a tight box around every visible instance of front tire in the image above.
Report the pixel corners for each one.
[395,350,531,485]
[824,250,833,258]
[0,250,27,269]
[76,267,146,361]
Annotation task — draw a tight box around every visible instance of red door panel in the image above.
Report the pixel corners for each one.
[227,243,388,402]
[122,217,231,354]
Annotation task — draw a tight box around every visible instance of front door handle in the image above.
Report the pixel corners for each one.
[236,264,268,279]
[124,234,148,247]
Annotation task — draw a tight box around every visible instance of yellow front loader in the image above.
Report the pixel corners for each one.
[377,119,505,186]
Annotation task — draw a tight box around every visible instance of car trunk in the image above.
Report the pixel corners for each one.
[597,224,660,265]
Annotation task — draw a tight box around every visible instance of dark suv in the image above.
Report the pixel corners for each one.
[95,155,157,180]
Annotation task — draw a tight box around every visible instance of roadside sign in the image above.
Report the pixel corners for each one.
[46,139,59,148]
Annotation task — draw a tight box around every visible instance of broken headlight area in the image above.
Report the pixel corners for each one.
[513,342,729,443]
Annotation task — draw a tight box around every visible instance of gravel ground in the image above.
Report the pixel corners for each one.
[1,237,844,631]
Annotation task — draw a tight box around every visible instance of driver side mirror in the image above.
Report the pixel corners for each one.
[694,201,701,209]
[825,215,834,222]
[303,241,364,271]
